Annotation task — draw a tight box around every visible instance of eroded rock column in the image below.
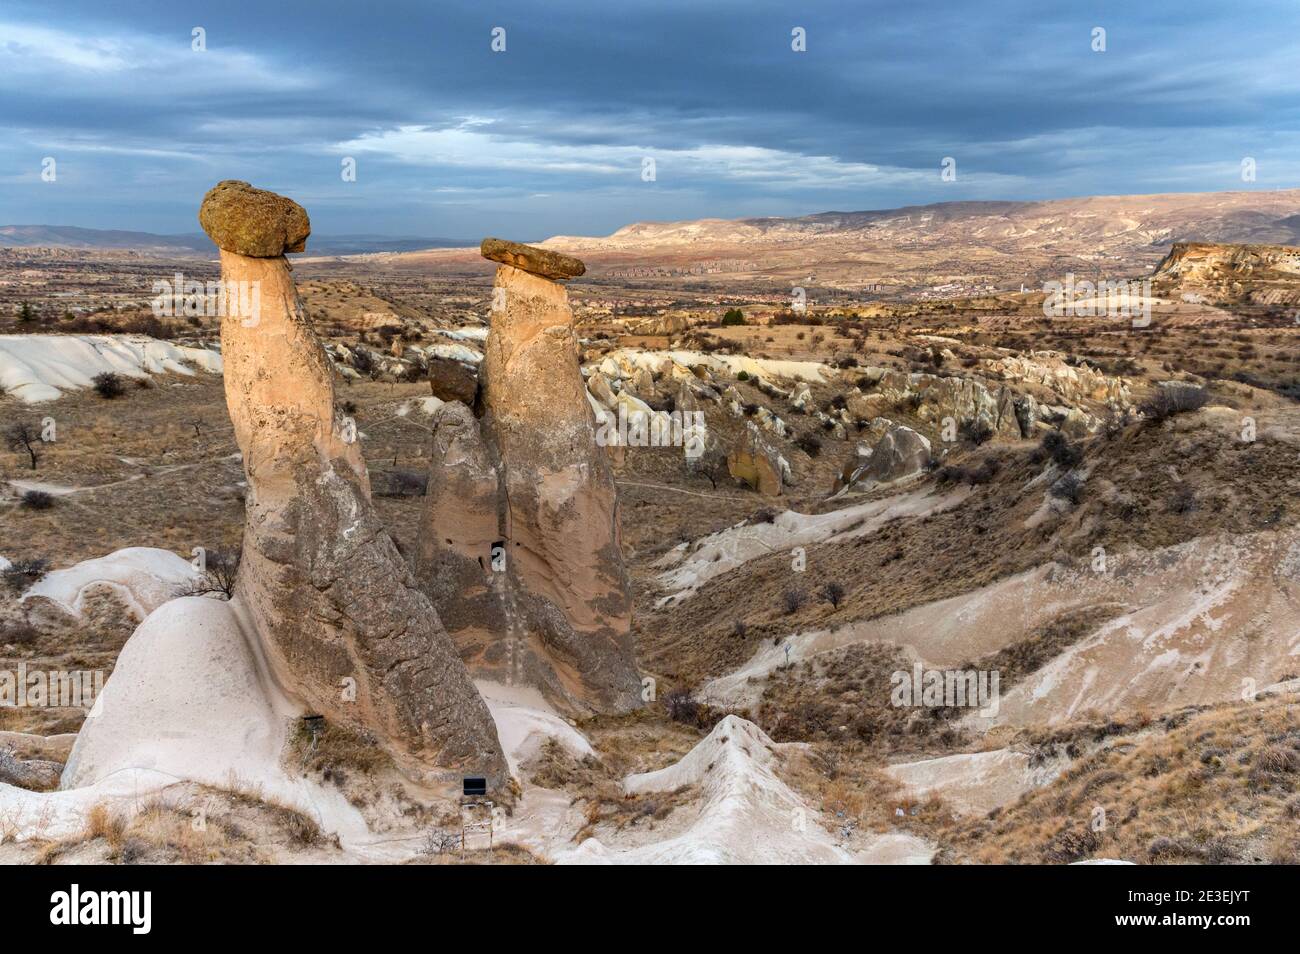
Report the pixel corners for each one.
[417,239,641,714]
[199,180,505,788]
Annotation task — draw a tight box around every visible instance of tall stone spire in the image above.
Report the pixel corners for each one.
[199,180,506,789]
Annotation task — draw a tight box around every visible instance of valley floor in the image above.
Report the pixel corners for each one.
[3,292,1298,864]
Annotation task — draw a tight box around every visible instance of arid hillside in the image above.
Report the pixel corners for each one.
[334,189,1300,296]
[2,219,1299,866]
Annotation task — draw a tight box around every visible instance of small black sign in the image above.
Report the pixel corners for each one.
[463,776,487,797]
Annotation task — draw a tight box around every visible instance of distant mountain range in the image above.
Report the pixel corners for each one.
[533,188,1300,289]
[9,189,1300,292]
[331,188,1300,292]
[0,225,471,257]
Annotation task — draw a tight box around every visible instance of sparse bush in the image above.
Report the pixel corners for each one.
[1147,836,1183,860]
[2,557,49,592]
[1044,825,1101,864]
[782,587,807,615]
[935,458,1000,486]
[420,829,462,856]
[281,808,322,847]
[0,620,40,646]
[795,433,822,457]
[351,347,376,377]
[662,687,726,732]
[696,443,729,490]
[1048,473,1084,505]
[1041,430,1082,469]
[1140,384,1208,422]
[663,688,699,725]
[1250,744,1299,787]
[821,581,846,608]
[20,489,54,511]
[959,418,993,446]
[92,372,126,399]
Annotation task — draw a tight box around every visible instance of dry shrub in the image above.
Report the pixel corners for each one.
[83,803,126,849]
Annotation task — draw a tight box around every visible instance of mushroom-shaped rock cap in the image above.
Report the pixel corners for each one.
[481,237,584,280]
[199,180,311,257]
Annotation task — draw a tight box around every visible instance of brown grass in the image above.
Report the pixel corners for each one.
[936,696,1300,864]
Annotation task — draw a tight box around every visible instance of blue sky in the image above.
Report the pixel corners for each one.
[2,0,1299,239]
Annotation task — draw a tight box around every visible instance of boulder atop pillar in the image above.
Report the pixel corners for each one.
[481,237,585,280]
[199,180,311,257]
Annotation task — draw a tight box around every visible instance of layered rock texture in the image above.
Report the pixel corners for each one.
[417,240,641,714]
[1151,240,1300,305]
[200,181,506,787]
[834,420,932,494]
[727,421,788,496]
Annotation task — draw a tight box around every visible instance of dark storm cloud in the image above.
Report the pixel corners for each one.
[2,0,1298,237]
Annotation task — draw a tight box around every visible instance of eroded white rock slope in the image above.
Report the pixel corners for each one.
[655,486,969,605]
[560,716,931,865]
[701,528,1300,727]
[0,334,222,403]
[0,593,367,845]
[0,551,938,865]
[22,547,196,620]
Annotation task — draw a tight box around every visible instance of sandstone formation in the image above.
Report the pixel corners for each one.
[417,240,641,714]
[727,421,787,496]
[626,312,691,335]
[983,353,1131,408]
[426,353,479,405]
[834,420,931,494]
[481,237,585,280]
[842,357,1131,441]
[1151,241,1300,305]
[200,183,506,788]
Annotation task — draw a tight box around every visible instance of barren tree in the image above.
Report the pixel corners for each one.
[176,547,241,599]
[696,441,729,490]
[5,422,41,470]
[821,581,846,608]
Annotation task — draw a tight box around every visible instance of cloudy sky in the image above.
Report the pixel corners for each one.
[3,0,1299,240]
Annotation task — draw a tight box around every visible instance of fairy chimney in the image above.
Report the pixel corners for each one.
[416,239,641,714]
[199,180,505,789]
